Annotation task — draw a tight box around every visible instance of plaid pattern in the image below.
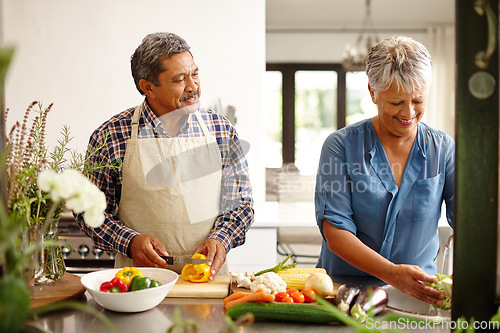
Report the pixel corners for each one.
[75,101,254,257]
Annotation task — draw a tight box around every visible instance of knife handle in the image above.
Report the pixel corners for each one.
[161,256,174,265]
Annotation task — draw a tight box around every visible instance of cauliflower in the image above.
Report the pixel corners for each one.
[249,272,287,295]
[427,273,452,310]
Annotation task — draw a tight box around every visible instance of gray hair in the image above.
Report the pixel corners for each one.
[131,32,191,95]
[366,36,432,98]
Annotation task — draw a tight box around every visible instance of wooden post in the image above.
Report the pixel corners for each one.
[453,0,499,322]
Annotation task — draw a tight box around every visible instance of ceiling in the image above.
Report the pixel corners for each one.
[266,0,455,31]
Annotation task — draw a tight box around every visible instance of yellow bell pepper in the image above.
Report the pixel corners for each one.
[115,267,144,287]
[181,254,211,283]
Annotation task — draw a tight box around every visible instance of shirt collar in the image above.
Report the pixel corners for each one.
[141,99,193,137]
[367,121,427,160]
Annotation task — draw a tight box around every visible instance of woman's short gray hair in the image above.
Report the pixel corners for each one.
[131,32,191,95]
[366,36,432,98]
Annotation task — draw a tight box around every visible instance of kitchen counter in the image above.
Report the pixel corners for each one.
[25,275,450,333]
[25,292,357,333]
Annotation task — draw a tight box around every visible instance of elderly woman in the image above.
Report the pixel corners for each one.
[315,36,453,306]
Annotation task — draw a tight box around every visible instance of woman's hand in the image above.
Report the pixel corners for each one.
[322,220,445,306]
[383,264,445,306]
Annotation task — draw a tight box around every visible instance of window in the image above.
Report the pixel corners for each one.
[263,71,283,168]
[295,70,337,175]
[346,71,377,126]
[265,63,373,175]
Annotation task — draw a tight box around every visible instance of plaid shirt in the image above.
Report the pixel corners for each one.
[75,101,254,257]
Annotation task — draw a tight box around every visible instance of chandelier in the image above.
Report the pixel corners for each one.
[342,0,379,71]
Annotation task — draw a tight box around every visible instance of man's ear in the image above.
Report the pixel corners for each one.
[139,79,155,97]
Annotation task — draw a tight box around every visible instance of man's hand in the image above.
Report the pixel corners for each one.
[128,234,169,267]
[193,239,226,280]
[384,264,445,306]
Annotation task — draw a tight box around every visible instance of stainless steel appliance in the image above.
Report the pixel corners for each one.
[58,213,114,273]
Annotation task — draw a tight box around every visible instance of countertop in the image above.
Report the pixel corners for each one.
[24,276,449,333]
[25,292,358,333]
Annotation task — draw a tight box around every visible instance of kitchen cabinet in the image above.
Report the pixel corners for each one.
[226,227,277,273]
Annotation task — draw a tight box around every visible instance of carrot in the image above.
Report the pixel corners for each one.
[223,292,251,306]
[225,291,268,310]
[255,293,275,303]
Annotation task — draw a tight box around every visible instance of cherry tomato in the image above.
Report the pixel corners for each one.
[301,289,316,303]
[281,296,294,303]
[274,291,289,303]
[286,288,299,296]
[290,291,305,303]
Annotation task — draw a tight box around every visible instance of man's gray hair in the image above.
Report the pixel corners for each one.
[366,36,432,99]
[131,32,191,95]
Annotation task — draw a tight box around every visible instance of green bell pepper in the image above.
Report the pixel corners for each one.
[129,276,151,291]
[129,276,162,291]
[150,280,162,288]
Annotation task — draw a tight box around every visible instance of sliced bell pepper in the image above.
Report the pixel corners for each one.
[100,277,129,293]
[129,276,151,291]
[181,254,211,283]
[115,267,144,287]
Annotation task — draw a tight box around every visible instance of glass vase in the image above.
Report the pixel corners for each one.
[35,218,66,285]
[20,224,43,295]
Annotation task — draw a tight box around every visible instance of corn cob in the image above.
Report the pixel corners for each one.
[276,268,327,290]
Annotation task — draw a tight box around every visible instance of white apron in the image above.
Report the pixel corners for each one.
[115,103,228,274]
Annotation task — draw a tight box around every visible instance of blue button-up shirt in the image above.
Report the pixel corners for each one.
[315,119,454,276]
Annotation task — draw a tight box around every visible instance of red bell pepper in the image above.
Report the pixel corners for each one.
[100,277,129,293]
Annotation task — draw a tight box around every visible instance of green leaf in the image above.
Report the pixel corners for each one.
[254,252,297,276]
[0,46,14,84]
[0,274,31,333]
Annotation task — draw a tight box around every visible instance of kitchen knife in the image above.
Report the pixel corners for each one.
[161,255,210,265]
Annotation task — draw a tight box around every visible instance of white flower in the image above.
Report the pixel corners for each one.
[82,190,106,227]
[37,169,106,227]
[37,169,78,202]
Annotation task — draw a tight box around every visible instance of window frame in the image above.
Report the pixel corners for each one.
[266,63,347,165]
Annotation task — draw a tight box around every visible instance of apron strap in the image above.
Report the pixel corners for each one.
[131,104,143,140]
[194,110,212,138]
[132,105,211,139]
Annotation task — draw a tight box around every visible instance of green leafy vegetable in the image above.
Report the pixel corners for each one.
[428,273,452,310]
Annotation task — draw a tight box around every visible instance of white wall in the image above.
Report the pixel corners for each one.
[1,0,267,201]
[267,31,427,63]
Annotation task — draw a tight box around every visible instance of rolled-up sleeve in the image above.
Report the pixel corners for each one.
[315,132,357,237]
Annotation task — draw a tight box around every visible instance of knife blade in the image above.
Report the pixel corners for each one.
[161,256,210,265]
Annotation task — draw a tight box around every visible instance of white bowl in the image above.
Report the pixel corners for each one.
[81,267,178,313]
[382,285,451,320]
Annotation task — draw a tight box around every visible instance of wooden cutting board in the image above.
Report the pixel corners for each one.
[167,275,231,298]
[30,273,86,310]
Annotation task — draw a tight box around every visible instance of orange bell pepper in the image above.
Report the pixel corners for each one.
[181,254,211,283]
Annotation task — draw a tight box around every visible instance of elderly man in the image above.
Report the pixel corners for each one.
[76,32,253,278]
